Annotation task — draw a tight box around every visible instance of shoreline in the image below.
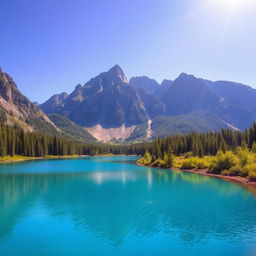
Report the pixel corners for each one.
[0,154,137,164]
[136,162,256,193]
[0,155,85,163]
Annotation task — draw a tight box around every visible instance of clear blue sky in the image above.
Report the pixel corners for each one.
[1,0,256,102]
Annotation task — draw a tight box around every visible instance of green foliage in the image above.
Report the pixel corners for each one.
[251,142,256,153]
[151,159,165,167]
[180,158,197,169]
[180,157,208,170]
[163,152,174,168]
[239,164,256,181]
[0,107,7,123]
[28,117,59,136]
[235,147,254,167]
[183,152,193,158]
[209,151,238,174]
[144,151,152,162]
[136,121,256,181]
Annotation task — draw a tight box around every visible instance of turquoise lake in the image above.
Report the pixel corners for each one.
[0,156,256,256]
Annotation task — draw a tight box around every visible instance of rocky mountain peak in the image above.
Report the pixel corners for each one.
[75,84,82,90]
[60,92,68,99]
[176,72,195,80]
[107,65,128,83]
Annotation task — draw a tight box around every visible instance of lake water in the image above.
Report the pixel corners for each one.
[0,156,256,256]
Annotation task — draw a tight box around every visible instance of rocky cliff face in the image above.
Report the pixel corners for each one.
[41,65,149,128]
[40,92,68,114]
[0,67,58,133]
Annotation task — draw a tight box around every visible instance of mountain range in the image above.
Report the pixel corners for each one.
[1,65,256,142]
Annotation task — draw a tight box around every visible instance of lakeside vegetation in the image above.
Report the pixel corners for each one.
[0,155,82,163]
[2,119,256,183]
[138,146,256,182]
[137,123,256,182]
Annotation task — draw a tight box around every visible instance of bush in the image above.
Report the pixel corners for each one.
[209,151,238,174]
[151,159,165,167]
[236,147,254,167]
[196,158,208,169]
[243,164,256,181]
[229,165,248,177]
[180,157,208,170]
[181,158,196,169]
[183,152,194,159]
[144,151,152,163]
[163,152,174,168]
[221,170,230,176]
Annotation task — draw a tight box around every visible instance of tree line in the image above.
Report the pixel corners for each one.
[0,123,143,157]
[1,121,256,160]
[138,123,256,181]
[143,123,256,159]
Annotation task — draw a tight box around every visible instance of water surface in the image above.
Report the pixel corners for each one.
[0,156,256,256]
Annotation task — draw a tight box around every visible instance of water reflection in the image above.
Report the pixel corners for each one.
[0,157,256,248]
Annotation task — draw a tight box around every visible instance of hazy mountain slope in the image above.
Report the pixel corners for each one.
[162,73,253,129]
[0,67,59,134]
[158,79,173,97]
[127,111,229,141]
[150,112,229,138]
[162,73,221,115]
[129,76,160,95]
[48,114,96,142]
[211,81,256,119]
[129,76,173,97]
[134,89,165,118]
[40,92,68,114]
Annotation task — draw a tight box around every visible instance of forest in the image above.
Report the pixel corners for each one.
[1,121,256,181]
[138,123,256,181]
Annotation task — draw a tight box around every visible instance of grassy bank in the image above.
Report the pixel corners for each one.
[0,153,131,163]
[0,155,81,163]
[137,147,256,184]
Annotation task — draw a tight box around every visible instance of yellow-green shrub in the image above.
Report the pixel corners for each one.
[209,151,238,174]
[236,147,254,167]
[151,159,165,167]
[242,163,256,181]
[180,157,208,170]
[229,165,248,177]
[180,158,196,169]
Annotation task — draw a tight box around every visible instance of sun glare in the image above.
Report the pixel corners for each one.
[215,0,253,9]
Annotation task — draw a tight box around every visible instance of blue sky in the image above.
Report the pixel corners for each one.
[1,0,256,102]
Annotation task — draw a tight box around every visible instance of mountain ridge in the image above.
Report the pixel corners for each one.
[2,65,255,143]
